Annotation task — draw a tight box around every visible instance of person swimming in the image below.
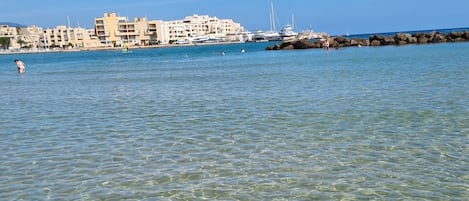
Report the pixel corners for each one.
[14,59,25,74]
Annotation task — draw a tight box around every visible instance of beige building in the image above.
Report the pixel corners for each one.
[0,25,44,49]
[1,24,101,49]
[42,26,101,49]
[94,13,244,46]
[2,13,244,50]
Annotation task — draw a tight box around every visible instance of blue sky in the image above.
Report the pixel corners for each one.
[1,0,468,35]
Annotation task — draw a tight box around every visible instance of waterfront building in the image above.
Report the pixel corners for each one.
[1,24,101,50]
[163,14,243,44]
[94,13,244,46]
[20,26,43,49]
[42,26,101,49]
[94,13,164,47]
[0,25,19,49]
[0,25,43,49]
[2,12,245,50]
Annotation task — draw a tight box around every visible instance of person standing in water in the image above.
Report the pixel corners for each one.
[14,59,25,74]
[323,39,330,51]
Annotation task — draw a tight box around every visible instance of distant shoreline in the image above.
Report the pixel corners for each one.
[2,27,468,55]
[0,41,245,55]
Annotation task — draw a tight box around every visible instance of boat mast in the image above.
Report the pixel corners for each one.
[270,0,276,32]
[292,14,295,30]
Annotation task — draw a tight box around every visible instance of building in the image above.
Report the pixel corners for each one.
[2,13,245,50]
[162,14,243,44]
[42,26,101,49]
[20,26,43,49]
[1,24,101,50]
[94,13,244,46]
[0,25,43,49]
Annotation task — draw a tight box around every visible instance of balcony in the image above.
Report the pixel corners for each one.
[95,20,104,25]
[115,30,139,36]
[96,31,109,37]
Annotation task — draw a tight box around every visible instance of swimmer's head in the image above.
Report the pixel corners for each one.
[14,59,19,62]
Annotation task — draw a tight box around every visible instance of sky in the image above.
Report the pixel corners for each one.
[1,0,468,35]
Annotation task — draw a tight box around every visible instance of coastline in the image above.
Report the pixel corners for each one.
[3,27,469,55]
[0,40,245,55]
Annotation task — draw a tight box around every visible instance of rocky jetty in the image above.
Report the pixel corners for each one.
[266,31,469,50]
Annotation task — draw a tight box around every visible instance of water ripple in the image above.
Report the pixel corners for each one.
[1,43,468,200]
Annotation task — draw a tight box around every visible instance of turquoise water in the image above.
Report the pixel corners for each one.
[1,42,468,200]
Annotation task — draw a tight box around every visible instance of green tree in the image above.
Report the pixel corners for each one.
[17,38,26,48]
[0,37,10,49]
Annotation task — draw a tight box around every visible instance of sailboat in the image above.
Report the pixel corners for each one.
[250,0,281,42]
[280,14,299,41]
[264,0,281,41]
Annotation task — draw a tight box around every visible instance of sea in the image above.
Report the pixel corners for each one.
[1,34,468,200]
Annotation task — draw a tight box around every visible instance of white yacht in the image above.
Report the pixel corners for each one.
[251,30,269,42]
[280,24,298,41]
[265,31,282,41]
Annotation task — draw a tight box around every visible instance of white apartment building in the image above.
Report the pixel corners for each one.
[162,14,243,44]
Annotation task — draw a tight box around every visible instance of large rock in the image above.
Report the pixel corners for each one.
[369,35,385,42]
[448,31,463,39]
[334,37,350,45]
[408,37,418,43]
[395,33,411,42]
[382,36,396,45]
[370,40,381,46]
[426,31,437,40]
[463,31,469,40]
[355,38,370,46]
[432,33,447,43]
[418,36,428,43]
[293,39,314,49]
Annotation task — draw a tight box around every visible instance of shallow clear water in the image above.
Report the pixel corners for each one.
[1,42,468,200]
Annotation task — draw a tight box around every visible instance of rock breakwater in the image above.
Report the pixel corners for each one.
[266,31,469,50]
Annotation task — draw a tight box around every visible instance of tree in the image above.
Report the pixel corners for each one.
[17,38,26,48]
[0,37,10,49]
